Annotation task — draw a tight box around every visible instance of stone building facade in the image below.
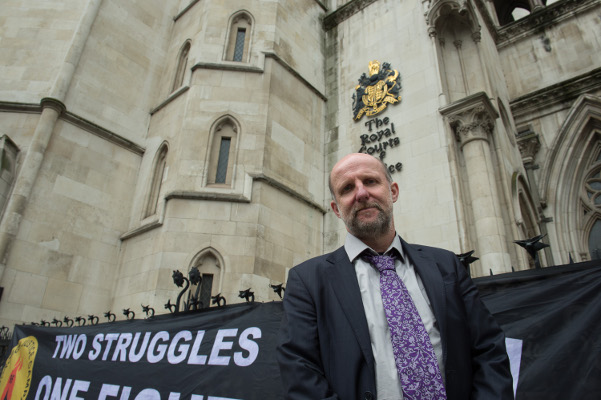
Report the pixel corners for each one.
[0,0,599,326]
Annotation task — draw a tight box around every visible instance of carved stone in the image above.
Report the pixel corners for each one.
[425,0,481,38]
[440,92,499,148]
[323,0,379,31]
[516,130,541,165]
[510,68,601,120]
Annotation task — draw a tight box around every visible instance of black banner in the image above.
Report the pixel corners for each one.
[476,261,601,399]
[2,262,601,399]
[1,302,284,400]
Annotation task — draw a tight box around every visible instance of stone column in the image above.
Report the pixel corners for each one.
[529,0,545,12]
[0,99,64,266]
[440,92,512,275]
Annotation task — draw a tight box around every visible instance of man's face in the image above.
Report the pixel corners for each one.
[330,154,398,240]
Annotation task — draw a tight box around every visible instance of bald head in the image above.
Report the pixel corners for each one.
[328,153,392,201]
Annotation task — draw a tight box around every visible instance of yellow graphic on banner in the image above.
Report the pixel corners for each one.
[0,336,38,400]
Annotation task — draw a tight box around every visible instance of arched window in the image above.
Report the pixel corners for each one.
[189,248,224,309]
[225,12,253,62]
[541,94,601,263]
[584,155,601,260]
[172,41,191,92]
[207,117,239,187]
[144,143,168,218]
[588,219,601,260]
[0,135,19,218]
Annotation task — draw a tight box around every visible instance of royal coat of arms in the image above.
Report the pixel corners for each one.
[352,60,402,121]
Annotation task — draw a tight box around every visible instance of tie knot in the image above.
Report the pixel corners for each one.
[363,254,396,273]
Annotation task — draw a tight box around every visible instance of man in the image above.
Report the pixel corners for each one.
[277,153,513,400]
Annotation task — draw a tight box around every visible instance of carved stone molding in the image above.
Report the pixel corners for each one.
[516,130,541,165]
[510,67,601,120]
[496,0,598,47]
[449,112,494,146]
[40,97,67,114]
[323,0,379,31]
[0,100,145,156]
[439,92,499,147]
[473,0,598,48]
[424,0,481,38]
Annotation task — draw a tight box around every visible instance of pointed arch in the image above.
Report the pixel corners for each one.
[144,141,169,218]
[540,94,601,262]
[426,0,481,38]
[172,40,191,92]
[224,11,254,62]
[206,115,241,187]
[427,0,486,102]
[189,247,225,308]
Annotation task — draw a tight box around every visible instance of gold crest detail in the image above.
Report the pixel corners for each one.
[352,60,402,121]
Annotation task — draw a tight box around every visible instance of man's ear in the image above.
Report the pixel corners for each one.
[331,200,341,218]
[391,182,399,203]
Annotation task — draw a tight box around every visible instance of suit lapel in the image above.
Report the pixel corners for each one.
[400,238,448,360]
[322,241,449,373]
[325,247,375,371]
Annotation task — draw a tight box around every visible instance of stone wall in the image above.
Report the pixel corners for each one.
[1,119,141,327]
[324,0,466,256]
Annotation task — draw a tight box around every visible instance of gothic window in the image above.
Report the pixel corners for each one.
[225,12,252,62]
[144,143,168,218]
[584,158,601,259]
[0,135,19,218]
[172,41,191,92]
[198,274,214,308]
[215,137,231,184]
[233,28,246,61]
[207,117,238,187]
[189,249,223,309]
[588,220,601,260]
[542,95,601,263]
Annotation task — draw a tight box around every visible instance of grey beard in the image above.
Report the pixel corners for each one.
[347,205,392,240]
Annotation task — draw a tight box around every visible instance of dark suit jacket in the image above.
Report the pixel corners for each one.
[277,237,513,400]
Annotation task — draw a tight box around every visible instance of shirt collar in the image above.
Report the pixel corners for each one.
[344,232,405,263]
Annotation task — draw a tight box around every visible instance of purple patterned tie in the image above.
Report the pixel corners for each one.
[364,254,447,400]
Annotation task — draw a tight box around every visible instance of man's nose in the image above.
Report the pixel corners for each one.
[355,182,369,201]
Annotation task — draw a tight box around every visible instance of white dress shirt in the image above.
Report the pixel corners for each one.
[343,233,444,400]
